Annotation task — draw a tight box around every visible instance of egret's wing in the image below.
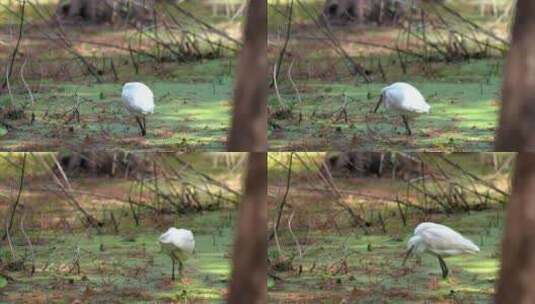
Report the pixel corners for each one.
[400,87,429,113]
[122,83,155,114]
[419,226,479,254]
[174,229,195,253]
[414,222,448,234]
[402,99,430,113]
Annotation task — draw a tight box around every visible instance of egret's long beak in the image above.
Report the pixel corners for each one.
[373,94,384,113]
[402,246,414,266]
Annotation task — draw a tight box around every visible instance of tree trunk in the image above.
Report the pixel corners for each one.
[356,0,366,21]
[495,4,535,298]
[227,0,267,300]
[66,0,83,18]
[227,0,267,151]
[495,0,535,151]
[495,154,535,303]
[228,153,267,303]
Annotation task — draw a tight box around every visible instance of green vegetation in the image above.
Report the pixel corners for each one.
[269,210,502,303]
[270,65,501,151]
[0,60,234,151]
[0,0,241,150]
[268,153,509,302]
[1,211,234,303]
[0,152,244,302]
[268,1,507,151]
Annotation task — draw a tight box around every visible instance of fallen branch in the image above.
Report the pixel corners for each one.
[170,2,242,47]
[437,154,509,197]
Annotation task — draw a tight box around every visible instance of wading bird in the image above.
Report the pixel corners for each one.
[121,82,154,136]
[373,82,430,135]
[403,222,480,279]
[159,228,195,280]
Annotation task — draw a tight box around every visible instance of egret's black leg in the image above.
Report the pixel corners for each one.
[142,116,147,136]
[437,256,445,276]
[373,95,384,113]
[171,259,175,281]
[402,246,414,266]
[437,255,449,279]
[179,260,184,277]
[135,116,145,136]
[401,115,412,136]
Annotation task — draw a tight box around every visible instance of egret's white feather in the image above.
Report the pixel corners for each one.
[381,82,430,115]
[159,228,195,261]
[409,222,480,256]
[121,82,155,115]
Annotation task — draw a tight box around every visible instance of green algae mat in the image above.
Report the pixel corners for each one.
[269,59,502,151]
[268,209,503,303]
[0,211,235,303]
[0,59,234,151]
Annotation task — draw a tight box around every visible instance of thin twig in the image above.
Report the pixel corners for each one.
[437,154,509,197]
[19,58,35,107]
[20,208,35,276]
[288,210,302,260]
[2,0,25,90]
[271,0,294,87]
[273,63,287,109]
[270,153,294,240]
[3,153,27,240]
[287,59,302,104]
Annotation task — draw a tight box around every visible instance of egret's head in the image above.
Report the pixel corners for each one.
[403,235,423,266]
[407,235,422,251]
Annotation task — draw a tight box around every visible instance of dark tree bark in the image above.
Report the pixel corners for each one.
[324,0,371,24]
[55,151,151,178]
[56,0,152,24]
[495,153,535,303]
[57,0,110,23]
[227,0,268,301]
[324,152,422,179]
[227,0,268,152]
[495,0,535,151]
[494,6,535,300]
[323,0,405,25]
[228,153,267,303]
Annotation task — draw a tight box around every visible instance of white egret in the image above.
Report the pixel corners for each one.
[373,82,430,135]
[159,228,195,280]
[403,222,480,278]
[121,82,155,136]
